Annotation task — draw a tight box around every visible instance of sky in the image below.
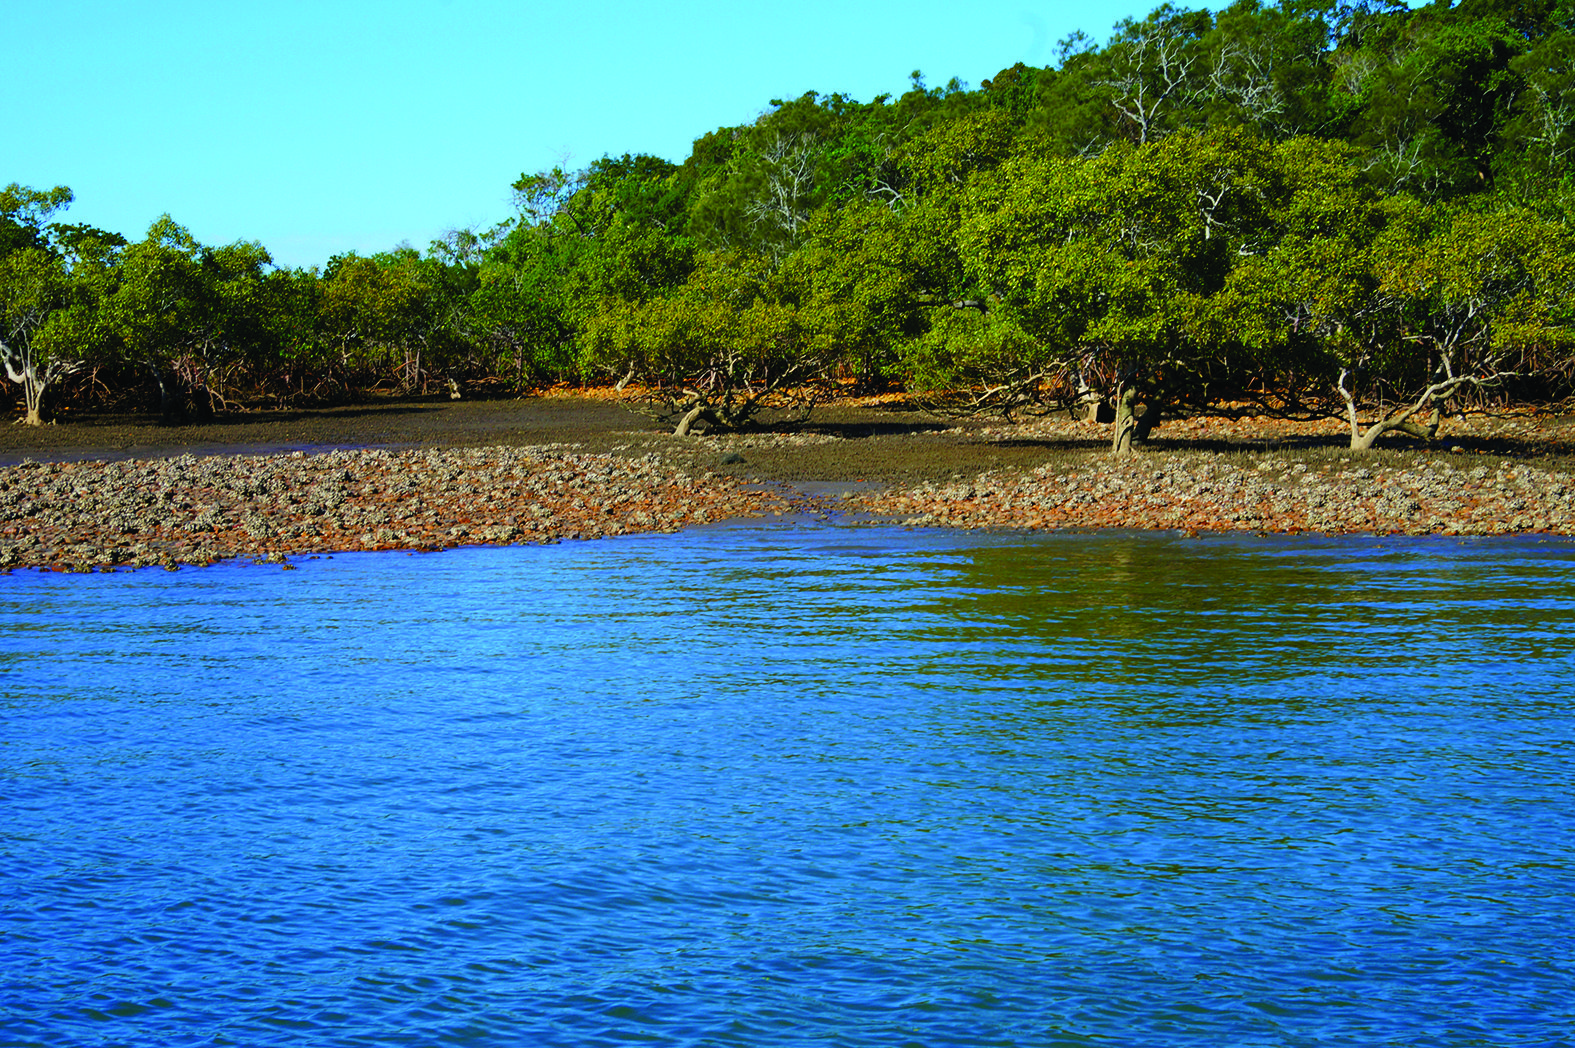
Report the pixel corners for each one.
[11,0,1151,270]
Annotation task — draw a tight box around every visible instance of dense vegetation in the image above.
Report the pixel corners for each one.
[5,0,1575,449]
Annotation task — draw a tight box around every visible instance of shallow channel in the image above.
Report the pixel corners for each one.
[4,523,1573,1046]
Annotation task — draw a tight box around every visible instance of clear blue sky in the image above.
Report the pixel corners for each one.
[11,0,1148,270]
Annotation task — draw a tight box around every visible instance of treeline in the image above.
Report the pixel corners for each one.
[4,0,1575,448]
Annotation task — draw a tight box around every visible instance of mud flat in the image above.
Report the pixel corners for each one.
[4,396,1575,571]
[0,446,785,572]
[852,452,1575,536]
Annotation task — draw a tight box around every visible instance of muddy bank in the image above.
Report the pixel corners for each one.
[4,396,1575,572]
[853,452,1575,536]
[0,397,646,466]
[7,394,1572,483]
[0,446,786,572]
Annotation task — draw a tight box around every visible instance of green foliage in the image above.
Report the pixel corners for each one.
[1372,196,1575,368]
[685,90,944,258]
[903,307,1053,416]
[0,183,74,260]
[578,249,831,431]
[0,186,116,423]
[583,153,689,231]
[13,0,1575,427]
[101,216,295,415]
[897,109,1023,195]
[777,199,939,387]
[1208,136,1378,391]
[957,133,1291,377]
[1,248,71,357]
[978,62,1048,120]
[1203,0,1339,138]
[1347,13,1529,196]
[1501,29,1575,178]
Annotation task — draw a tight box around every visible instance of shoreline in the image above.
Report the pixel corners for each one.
[854,451,1575,537]
[4,397,1575,572]
[0,445,790,572]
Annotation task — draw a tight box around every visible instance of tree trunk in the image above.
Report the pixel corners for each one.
[1134,393,1163,442]
[21,381,46,426]
[1111,386,1163,454]
[1112,385,1139,454]
[1341,365,1456,452]
[149,365,178,425]
[1347,388,1443,451]
[4,340,63,426]
[673,402,708,436]
[1075,372,1107,422]
[1350,406,1442,451]
[16,368,46,426]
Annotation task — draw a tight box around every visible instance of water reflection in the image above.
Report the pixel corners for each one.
[2,525,1573,1047]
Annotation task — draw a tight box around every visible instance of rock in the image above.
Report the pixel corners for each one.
[0,445,785,571]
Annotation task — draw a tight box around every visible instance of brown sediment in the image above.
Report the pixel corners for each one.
[0,446,785,572]
[837,410,1575,537]
[852,452,1575,537]
[0,396,646,466]
[3,396,1575,572]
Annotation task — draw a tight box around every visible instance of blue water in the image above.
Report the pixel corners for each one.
[3,523,1574,1047]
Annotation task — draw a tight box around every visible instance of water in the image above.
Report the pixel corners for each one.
[4,522,1574,1047]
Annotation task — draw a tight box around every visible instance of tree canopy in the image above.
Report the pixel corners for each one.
[5,0,1573,445]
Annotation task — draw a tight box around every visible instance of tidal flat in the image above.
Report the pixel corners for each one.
[3,396,1574,572]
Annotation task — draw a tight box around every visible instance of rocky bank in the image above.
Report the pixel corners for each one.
[4,398,1574,572]
[0,445,784,572]
[853,453,1575,536]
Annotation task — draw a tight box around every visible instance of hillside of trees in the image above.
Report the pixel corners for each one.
[5,0,1574,449]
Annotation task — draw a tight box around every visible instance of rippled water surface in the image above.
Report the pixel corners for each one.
[4,523,1575,1047]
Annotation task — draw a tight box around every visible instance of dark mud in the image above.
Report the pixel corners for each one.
[0,396,1106,487]
[12,394,1572,481]
[0,397,643,465]
[5,395,1575,572]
